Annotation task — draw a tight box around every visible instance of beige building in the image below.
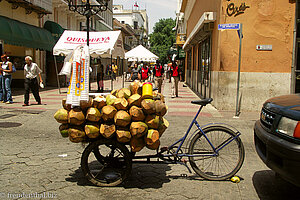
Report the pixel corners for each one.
[0,0,114,87]
[177,0,298,112]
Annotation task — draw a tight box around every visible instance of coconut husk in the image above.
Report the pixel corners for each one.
[100,124,116,138]
[85,123,100,138]
[146,140,160,150]
[117,88,131,99]
[128,94,142,107]
[145,115,160,129]
[141,99,156,114]
[145,129,160,146]
[68,126,86,143]
[155,100,167,116]
[54,108,69,124]
[68,108,85,125]
[106,94,117,105]
[158,117,169,137]
[129,81,142,95]
[130,136,145,152]
[116,130,131,143]
[130,121,148,138]
[111,89,118,97]
[62,98,71,111]
[114,97,129,110]
[93,96,106,109]
[86,107,102,122]
[129,106,145,121]
[153,91,165,103]
[101,105,117,121]
[59,124,69,138]
[80,97,93,110]
[114,110,131,127]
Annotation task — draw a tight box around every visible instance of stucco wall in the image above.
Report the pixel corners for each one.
[0,1,39,25]
[211,71,291,111]
[214,0,295,73]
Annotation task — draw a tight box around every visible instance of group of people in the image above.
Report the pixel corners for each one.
[96,61,119,92]
[129,60,181,98]
[0,54,43,106]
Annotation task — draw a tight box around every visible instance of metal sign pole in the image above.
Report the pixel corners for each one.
[235,23,243,117]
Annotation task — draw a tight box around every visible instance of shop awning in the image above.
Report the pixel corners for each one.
[125,45,158,62]
[0,15,55,51]
[44,21,65,42]
[53,30,125,58]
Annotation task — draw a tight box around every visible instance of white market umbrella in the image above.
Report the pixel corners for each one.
[125,45,158,62]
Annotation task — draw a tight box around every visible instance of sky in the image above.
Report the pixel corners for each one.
[113,0,178,33]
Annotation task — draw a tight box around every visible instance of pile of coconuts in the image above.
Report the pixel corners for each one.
[54,80,169,152]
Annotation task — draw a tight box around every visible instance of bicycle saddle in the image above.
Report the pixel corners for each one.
[191,98,213,106]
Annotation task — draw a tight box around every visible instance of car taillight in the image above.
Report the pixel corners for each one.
[294,122,300,139]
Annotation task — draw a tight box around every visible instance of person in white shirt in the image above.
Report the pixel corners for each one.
[0,54,13,104]
[23,56,43,106]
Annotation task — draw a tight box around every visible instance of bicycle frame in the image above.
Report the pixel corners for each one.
[161,105,241,159]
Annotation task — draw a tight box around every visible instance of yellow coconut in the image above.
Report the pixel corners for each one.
[145,115,160,129]
[101,105,117,121]
[86,107,102,122]
[68,108,85,125]
[128,94,142,107]
[130,137,145,152]
[130,121,148,138]
[93,96,106,109]
[117,88,131,99]
[100,123,116,138]
[141,99,156,114]
[114,110,131,127]
[114,97,129,110]
[116,130,131,143]
[129,106,145,121]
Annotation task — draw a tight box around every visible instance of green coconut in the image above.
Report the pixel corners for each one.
[106,94,117,105]
[145,115,160,129]
[85,123,100,139]
[54,108,69,124]
[59,124,69,138]
[117,88,131,99]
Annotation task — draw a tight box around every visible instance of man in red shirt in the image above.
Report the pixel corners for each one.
[170,60,180,98]
[139,64,150,82]
[153,60,164,93]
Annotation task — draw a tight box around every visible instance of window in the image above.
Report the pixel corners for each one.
[134,21,138,29]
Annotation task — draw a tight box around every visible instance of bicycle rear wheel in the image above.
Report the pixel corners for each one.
[188,126,244,181]
[81,139,132,187]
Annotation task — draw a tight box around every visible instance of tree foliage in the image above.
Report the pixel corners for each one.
[149,18,176,65]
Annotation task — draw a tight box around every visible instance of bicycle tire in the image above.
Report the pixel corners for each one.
[188,126,245,181]
[81,139,132,187]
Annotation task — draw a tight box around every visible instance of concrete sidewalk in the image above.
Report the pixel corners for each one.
[2,76,260,121]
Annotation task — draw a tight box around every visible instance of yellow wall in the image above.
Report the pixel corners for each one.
[186,0,295,74]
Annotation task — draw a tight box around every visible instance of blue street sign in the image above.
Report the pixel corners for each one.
[218,23,240,30]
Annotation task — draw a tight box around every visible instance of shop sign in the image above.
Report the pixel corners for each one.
[227,2,250,17]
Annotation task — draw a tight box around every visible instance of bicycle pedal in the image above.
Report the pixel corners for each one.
[181,158,188,163]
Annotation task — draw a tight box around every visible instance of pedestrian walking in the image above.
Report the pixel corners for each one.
[0,65,3,103]
[140,64,150,82]
[0,54,13,104]
[23,56,43,106]
[130,64,139,81]
[112,62,118,81]
[96,60,104,92]
[170,60,180,98]
[153,60,164,93]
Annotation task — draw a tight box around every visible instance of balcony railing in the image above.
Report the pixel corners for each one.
[6,0,52,15]
[176,33,186,45]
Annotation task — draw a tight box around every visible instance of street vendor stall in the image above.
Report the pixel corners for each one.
[52,30,125,93]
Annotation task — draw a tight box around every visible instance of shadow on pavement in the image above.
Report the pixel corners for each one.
[66,163,173,189]
[252,170,300,200]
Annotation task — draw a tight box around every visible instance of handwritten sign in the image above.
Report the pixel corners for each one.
[227,2,250,17]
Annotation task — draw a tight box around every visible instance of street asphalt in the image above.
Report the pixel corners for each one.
[0,76,299,200]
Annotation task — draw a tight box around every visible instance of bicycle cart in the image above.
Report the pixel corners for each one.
[80,98,245,187]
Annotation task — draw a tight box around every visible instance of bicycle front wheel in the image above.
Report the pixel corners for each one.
[188,126,245,181]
